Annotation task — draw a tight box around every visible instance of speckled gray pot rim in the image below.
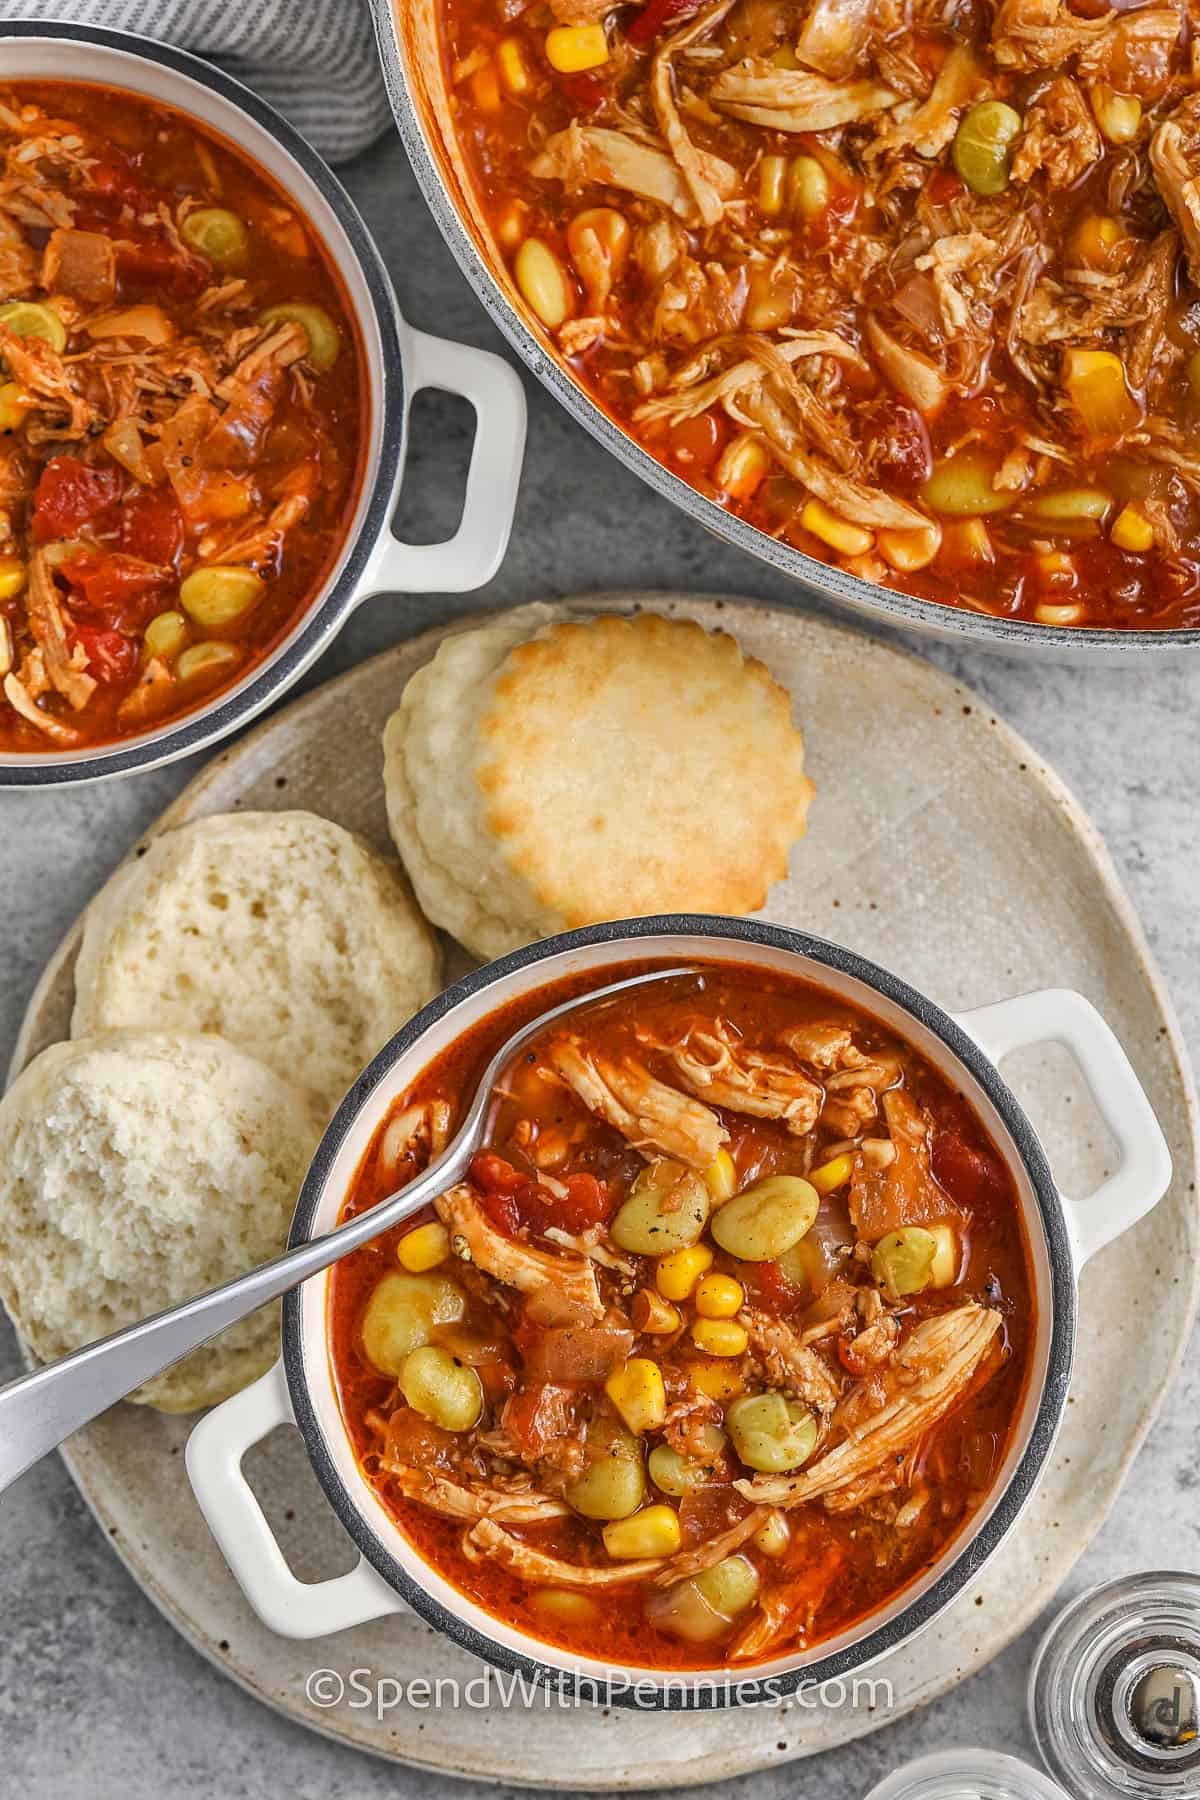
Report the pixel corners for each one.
[282,914,1077,1710]
[0,20,406,787]
[366,0,1198,661]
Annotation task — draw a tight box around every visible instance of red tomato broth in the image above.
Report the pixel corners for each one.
[0,81,366,751]
[433,0,1200,631]
[329,961,1037,1672]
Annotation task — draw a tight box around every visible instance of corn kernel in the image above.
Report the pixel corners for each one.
[686,1358,745,1400]
[530,1589,598,1624]
[690,1316,748,1358]
[714,433,770,503]
[753,1512,790,1557]
[877,521,941,572]
[631,1288,680,1334]
[496,36,532,95]
[604,1358,667,1434]
[758,154,787,216]
[0,555,27,602]
[471,61,502,113]
[1070,212,1123,270]
[1034,602,1086,626]
[602,1504,682,1560]
[495,199,530,252]
[800,498,874,557]
[397,1220,451,1272]
[1062,348,1139,438]
[941,518,994,566]
[788,154,831,220]
[704,1149,738,1203]
[810,1152,853,1195]
[1111,503,1155,553]
[1090,84,1141,145]
[745,265,796,332]
[514,237,573,330]
[1034,549,1076,581]
[545,23,608,72]
[694,1273,744,1319]
[656,1243,713,1301]
[0,382,32,432]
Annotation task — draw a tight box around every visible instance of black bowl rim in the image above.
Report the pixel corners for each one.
[0,19,405,786]
[282,915,1077,1710]
[366,0,1199,659]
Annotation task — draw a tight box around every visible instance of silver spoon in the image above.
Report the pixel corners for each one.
[0,964,696,1496]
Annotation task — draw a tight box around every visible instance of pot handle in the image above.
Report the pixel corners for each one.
[185,1361,406,1639]
[953,988,1172,1271]
[357,326,526,598]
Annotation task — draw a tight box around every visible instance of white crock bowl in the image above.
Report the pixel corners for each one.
[187,917,1171,1707]
[0,21,526,787]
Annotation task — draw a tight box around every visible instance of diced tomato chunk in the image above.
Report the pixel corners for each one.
[31,457,121,543]
[926,168,967,207]
[119,491,185,568]
[862,399,932,488]
[557,71,609,110]
[62,549,172,612]
[477,1186,522,1236]
[741,1258,803,1315]
[932,1130,1008,1208]
[115,236,209,296]
[627,0,700,44]
[470,1151,526,1197]
[72,624,138,684]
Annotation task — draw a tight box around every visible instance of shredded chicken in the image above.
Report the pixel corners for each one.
[548,1036,728,1168]
[531,123,722,226]
[710,63,900,133]
[1151,98,1200,286]
[387,1468,569,1524]
[465,1517,668,1585]
[651,1507,769,1583]
[1011,77,1101,189]
[739,1307,843,1417]
[435,1183,603,1317]
[637,1017,823,1134]
[651,0,741,227]
[736,1304,1004,1509]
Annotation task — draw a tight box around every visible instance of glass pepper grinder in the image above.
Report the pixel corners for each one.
[862,1748,1072,1800]
[1028,1571,1200,1798]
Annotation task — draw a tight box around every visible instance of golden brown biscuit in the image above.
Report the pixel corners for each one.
[383,608,814,960]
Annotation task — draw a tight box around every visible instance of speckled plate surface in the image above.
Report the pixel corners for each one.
[10,595,1198,1787]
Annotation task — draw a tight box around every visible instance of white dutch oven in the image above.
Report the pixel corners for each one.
[0,22,526,787]
[187,918,1171,1707]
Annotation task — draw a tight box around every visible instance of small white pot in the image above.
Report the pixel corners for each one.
[187,917,1171,1707]
[0,22,526,787]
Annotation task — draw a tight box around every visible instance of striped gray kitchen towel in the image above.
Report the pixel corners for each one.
[0,0,392,162]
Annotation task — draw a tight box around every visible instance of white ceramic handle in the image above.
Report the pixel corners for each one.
[954,988,1172,1270]
[358,325,526,596]
[185,1362,405,1639]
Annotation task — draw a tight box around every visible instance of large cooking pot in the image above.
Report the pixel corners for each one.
[0,22,526,787]
[368,0,1193,661]
[186,916,1172,1705]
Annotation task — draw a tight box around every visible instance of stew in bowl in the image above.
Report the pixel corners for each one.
[0,78,363,751]
[187,919,1171,1694]
[430,0,1200,633]
[330,958,1036,1671]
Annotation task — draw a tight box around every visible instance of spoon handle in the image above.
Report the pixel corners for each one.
[0,1151,463,1497]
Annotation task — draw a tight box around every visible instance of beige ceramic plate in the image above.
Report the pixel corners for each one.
[11,595,1198,1787]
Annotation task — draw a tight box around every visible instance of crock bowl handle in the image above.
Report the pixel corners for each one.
[358,325,526,597]
[185,1361,406,1638]
[953,988,1172,1272]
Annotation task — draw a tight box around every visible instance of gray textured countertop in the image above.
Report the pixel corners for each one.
[2,117,1199,1800]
